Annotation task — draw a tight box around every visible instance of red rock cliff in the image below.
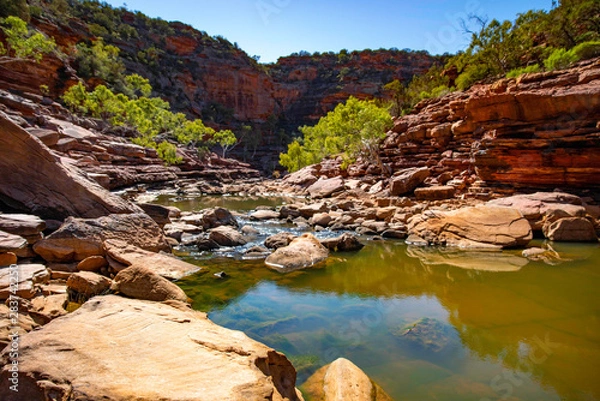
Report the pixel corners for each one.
[0,12,437,131]
[379,58,600,192]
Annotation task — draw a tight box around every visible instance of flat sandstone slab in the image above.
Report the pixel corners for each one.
[0,295,303,401]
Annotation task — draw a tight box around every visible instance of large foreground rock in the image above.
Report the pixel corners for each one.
[0,295,303,401]
[0,113,140,220]
[103,240,201,280]
[301,358,392,401]
[265,234,329,273]
[408,205,532,249]
[33,213,170,263]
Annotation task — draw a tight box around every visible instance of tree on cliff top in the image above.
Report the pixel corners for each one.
[279,97,392,173]
[0,16,56,64]
[446,0,600,89]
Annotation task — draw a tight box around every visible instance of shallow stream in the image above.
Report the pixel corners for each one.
[155,194,600,401]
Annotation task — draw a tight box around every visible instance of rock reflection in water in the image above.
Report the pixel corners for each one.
[406,245,529,272]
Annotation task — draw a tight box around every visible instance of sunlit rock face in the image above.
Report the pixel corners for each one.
[380,60,600,191]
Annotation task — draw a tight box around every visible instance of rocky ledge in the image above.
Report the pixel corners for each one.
[0,295,303,401]
[0,92,260,192]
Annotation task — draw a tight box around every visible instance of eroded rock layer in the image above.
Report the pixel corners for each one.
[380,59,600,192]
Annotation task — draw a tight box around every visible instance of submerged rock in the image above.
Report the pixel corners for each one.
[406,246,528,272]
[0,295,304,401]
[301,357,392,401]
[522,246,569,265]
[395,317,460,353]
[265,234,329,273]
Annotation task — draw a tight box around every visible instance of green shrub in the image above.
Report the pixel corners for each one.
[156,141,182,165]
[572,41,600,61]
[62,76,235,166]
[0,16,56,63]
[506,64,541,78]
[456,63,491,90]
[279,97,392,172]
[544,48,579,70]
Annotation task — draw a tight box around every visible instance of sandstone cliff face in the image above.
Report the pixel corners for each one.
[4,10,436,133]
[0,89,260,192]
[269,50,436,128]
[379,58,600,193]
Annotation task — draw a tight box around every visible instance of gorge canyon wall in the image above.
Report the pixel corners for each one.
[377,58,600,194]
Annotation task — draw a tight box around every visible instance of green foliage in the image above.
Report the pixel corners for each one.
[384,64,453,114]
[445,0,600,90]
[0,16,56,64]
[279,97,392,172]
[572,40,600,60]
[173,118,215,147]
[0,0,30,20]
[125,74,152,98]
[455,63,492,90]
[506,64,542,78]
[544,47,580,70]
[209,129,237,158]
[74,39,126,88]
[62,77,234,165]
[383,79,406,116]
[156,141,182,165]
[545,0,600,48]
[39,84,49,96]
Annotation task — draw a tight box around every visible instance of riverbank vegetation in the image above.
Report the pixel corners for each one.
[62,75,237,164]
[380,0,600,119]
[279,97,392,172]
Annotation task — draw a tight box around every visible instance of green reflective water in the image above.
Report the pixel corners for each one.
[168,196,600,401]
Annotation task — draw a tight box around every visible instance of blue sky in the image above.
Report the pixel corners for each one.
[104,0,552,63]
